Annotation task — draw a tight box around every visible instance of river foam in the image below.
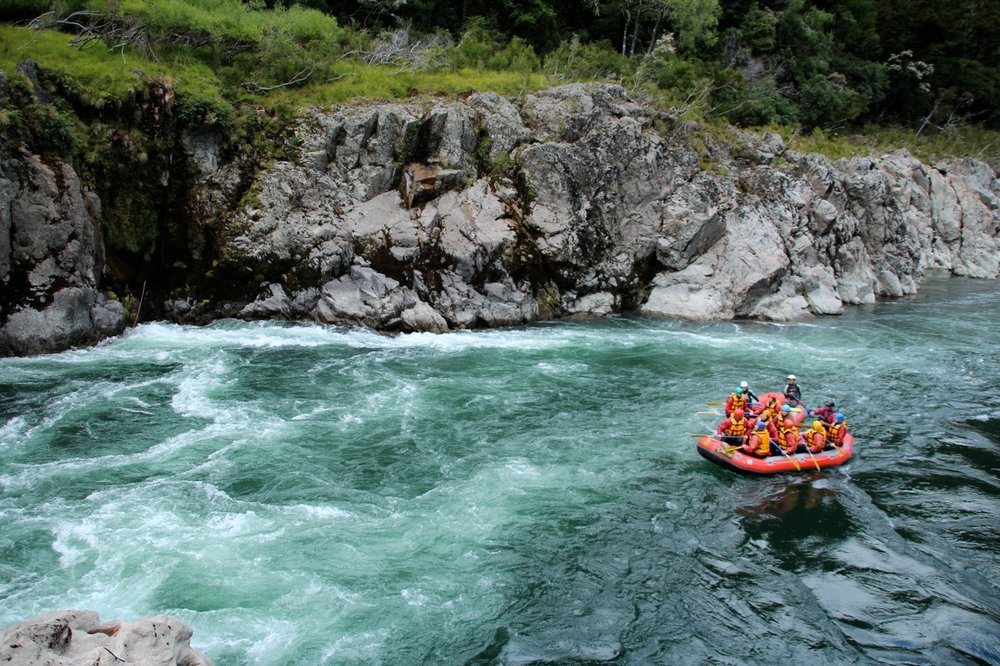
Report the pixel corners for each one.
[1,279,998,664]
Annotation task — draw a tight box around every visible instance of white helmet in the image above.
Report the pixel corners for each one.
[787,374,796,380]
[740,381,748,389]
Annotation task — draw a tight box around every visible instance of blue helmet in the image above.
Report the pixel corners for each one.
[781,404,791,413]
[834,412,845,422]
[756,420,766,430]
[734,388,743,395]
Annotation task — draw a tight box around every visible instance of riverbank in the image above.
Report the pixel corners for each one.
[2,80,999,356]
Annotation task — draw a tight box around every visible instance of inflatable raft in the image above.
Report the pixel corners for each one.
[697,393,855,475]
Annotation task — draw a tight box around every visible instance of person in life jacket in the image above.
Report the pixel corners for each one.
[812,401,836,423]
[717,408,750,446]
[739,380,759,404]
[828,413,849,446]
[755,400,783,439]
[784,374,802,406]
[756,394,783,419]
[803,420,828,453]
[778,418,801,454]
[725,387,748,416]
[742,419,771,457]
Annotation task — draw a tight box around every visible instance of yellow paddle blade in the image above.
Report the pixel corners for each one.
[698,410,721,415]
[705,401,725,406]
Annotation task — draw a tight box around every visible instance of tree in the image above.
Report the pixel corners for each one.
[613,0,718,56]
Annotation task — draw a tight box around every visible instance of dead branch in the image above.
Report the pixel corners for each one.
[242,67,316,94]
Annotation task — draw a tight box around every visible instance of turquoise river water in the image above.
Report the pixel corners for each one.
[1,278,999,665]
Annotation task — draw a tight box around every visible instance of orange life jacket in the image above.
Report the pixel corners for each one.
[804,426,827,453]
[828,421,847,445]
[723,417,748,437]
[761,398,781,421]
[727,392,747,414]
[779,425,800,453]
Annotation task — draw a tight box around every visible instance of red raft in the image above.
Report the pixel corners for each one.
[697,393,855,475]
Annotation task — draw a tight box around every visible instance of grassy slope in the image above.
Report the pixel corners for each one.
[1,13,998,169]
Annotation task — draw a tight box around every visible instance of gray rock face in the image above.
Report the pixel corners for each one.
[0,150,126,356]
[0,610,213,666]
[3,83,999,355]
[214,83,997,328]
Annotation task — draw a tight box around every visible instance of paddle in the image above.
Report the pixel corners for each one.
[689,436,741,457]
[803,443,821,471]
[720,444,741,457]
[772,438,801,471]
[799,425,844,453]
[698,410,721,415]
[705,401,725,406]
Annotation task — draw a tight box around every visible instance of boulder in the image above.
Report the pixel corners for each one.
[0,610,213,666]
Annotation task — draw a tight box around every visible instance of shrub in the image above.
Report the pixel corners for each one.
[450,19,504,70]
[494,36,540,73]
[544,36,634,82]
[796,73,867,129]
[715,70,798,127]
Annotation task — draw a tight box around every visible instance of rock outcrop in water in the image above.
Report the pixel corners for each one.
[0,149,126,355]
[2,82,999,354]
[0,610,213,665]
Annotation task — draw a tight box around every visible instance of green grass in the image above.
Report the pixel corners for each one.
[2,11,998,173]
[272,65,552,107]
[1,21,551,116]
[775,124,1000,171]
[0,25,156,103]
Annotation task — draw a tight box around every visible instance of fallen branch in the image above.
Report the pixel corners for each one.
[242,66,315,94]
[132,280,146,328]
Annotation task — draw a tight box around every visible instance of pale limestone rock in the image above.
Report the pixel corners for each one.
[0,610,213,666]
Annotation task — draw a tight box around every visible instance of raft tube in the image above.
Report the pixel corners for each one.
[696,432,854,475]
[698,392,854,475]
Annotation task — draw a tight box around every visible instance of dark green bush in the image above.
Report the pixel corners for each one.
[450,19,505,70]
[544,36,635,81]
[796,72,867,129]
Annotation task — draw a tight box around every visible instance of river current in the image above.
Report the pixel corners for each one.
[1,278,998,665]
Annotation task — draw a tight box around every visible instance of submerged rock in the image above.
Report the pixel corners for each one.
[0,610,213,665]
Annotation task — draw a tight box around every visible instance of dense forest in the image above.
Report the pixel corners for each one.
[1,0,998,148]
[311,0,1000,130]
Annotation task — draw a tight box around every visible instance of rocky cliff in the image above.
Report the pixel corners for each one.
[0,147,126,355]
[2,83,999,355]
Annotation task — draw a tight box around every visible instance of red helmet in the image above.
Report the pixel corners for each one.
[784,419,795,428]
[733,409,745,419]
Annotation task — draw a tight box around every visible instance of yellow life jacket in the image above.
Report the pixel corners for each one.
[725,417,748,437]
[750,430,770,456]
[728,392,747,412]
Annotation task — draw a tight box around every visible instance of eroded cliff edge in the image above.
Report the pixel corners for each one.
[2,83,999,355]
